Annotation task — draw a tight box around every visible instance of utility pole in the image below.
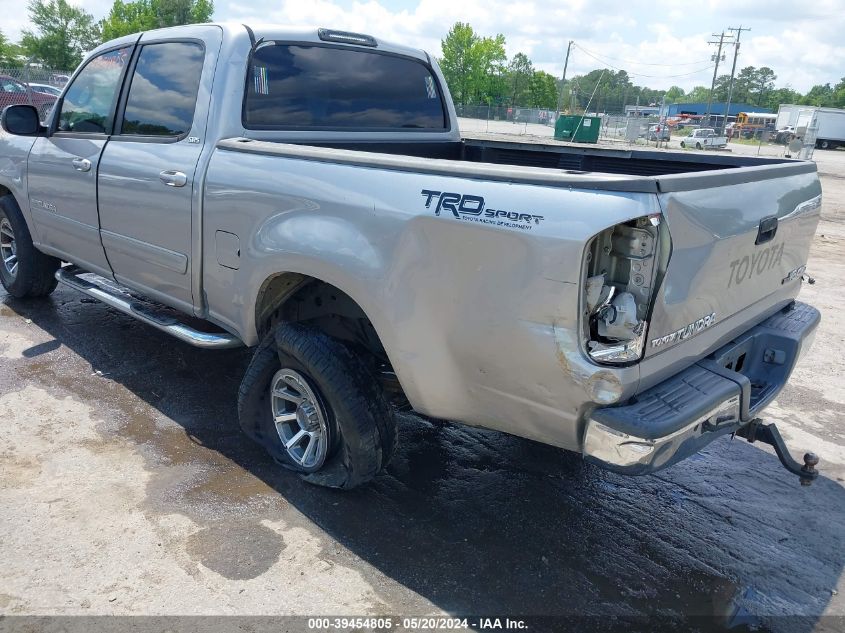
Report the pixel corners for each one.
[723,25,751,135]
[704,31,731,128]
[657,92,666,147]
[555,40,574,119]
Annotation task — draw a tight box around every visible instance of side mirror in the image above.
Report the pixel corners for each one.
[1,105,44,136]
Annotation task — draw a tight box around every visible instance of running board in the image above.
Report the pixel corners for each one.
[55,267,243,349]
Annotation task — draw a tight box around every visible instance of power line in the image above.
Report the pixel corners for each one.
[572,43,712,67]
[704,31,733,124]
[721,25,751,132]
[572,44,715,79]
[555,40,573,115]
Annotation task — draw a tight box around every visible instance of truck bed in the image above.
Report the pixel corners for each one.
[223,136,813,193]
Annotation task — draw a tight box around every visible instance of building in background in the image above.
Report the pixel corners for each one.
[662,102,771,118]
[624,105,660,117]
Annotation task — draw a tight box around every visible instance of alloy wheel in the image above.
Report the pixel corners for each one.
[0,218,18,279]
[270,368,330,470]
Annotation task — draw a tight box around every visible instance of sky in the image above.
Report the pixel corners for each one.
[2,0,843,93]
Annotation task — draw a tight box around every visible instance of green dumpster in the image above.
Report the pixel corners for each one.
[554,115,601,143]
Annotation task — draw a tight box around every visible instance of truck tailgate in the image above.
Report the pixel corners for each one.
[645,165,821,358]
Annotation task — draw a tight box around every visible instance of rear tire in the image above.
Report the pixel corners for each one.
[819,140,830,149]
[0,194,60,298]
[680,141,686,148]
[238,322,398,489]
[695,142,702,150]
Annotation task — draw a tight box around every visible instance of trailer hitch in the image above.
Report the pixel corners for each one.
[736,419,819,486]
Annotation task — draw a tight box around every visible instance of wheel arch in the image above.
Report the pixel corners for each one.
[0,180,40,245]
[0,184,23,211]
[253,271,407,406]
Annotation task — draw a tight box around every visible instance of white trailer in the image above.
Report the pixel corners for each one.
[815,108,845,149]
[776,105,816,130]
[777,105,845,149]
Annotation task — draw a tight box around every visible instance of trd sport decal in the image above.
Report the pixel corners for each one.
[421,189,544,230]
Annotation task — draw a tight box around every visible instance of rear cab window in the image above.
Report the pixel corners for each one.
[243,43,447,131]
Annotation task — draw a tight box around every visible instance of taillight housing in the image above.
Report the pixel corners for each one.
[582,214,665,364]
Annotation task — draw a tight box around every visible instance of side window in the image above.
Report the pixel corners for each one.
[121,41,204,137]
[0,78,27,93]
[58,47,131,134]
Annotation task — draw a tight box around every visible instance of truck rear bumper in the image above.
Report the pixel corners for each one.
[583,301,820,475]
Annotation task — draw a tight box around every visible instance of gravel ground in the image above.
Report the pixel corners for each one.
[1,131,844,633]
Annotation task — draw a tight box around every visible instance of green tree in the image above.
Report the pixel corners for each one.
[752,67,776,106]
[0,30,24,66]
[763,86,801,111]
[473,33,506,103]
[711,74,731,102]
[507,52,533,106]
[439,22,505,105]
[100,0,155,39]
[528,70,557,108]
[834,77,845,108]
[0,30,9,65]
[100,0,214,40]
[21,0,99,69]
[664,85,685,102]
[685,85,711,102]
[801,83,834,107]
[439,22,477,105]
[732,66,757,103]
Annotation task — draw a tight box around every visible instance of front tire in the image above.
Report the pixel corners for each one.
[238,322,397,489]
[680,141,686,148]
[0,194,60,298]
[695,142,702,150]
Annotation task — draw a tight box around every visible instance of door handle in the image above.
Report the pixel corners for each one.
[159,170,187,188]
[71,157,91,172]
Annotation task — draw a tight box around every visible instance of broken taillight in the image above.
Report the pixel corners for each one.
[582,213,665,364]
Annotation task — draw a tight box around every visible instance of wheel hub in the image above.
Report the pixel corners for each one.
[296,403,321,432]
[270,369,329,471]
[0,218,17,279]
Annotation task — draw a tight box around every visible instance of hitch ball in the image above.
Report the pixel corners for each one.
[801,452,820,486]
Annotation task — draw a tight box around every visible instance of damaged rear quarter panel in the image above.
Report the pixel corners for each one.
[202,150,659,450]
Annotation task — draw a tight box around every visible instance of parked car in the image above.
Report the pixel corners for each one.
[0,74,56,121]
[680,127,728,149]
[775,126,796,145]
[741,125,776,140]
[27,82,62,97]
[647,124,670,141]
[0,24,823,489]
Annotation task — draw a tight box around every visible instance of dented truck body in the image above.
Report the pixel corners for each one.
[208,139,821,476]
[0,23,822,484]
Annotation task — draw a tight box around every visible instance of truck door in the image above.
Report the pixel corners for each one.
[26,46,133,278]
[97,27,221,313]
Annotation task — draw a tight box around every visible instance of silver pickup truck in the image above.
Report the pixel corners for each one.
[0,23,823,488]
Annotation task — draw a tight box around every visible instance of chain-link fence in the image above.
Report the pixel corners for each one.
[454,104,557,136]
[455,103,678,147]
[0,67,72,122]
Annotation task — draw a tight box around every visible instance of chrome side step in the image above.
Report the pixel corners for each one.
[55,267,243,349]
